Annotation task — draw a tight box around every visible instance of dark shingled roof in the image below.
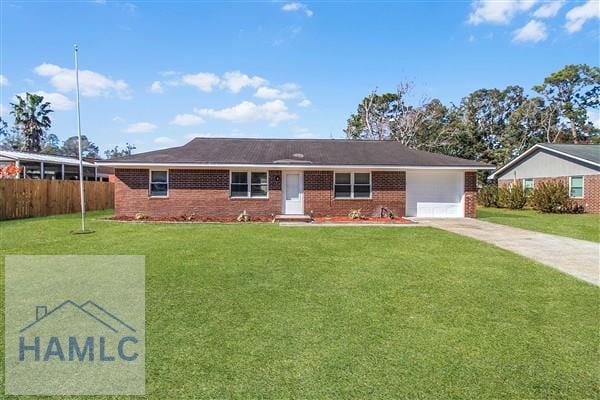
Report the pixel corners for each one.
[540,144,600,165]
[100,138,494,168]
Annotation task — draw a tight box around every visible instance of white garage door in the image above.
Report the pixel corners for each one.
[406,170,464,218]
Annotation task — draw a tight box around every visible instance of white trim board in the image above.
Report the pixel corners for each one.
[98,162,492,171]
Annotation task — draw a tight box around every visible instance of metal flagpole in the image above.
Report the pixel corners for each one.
[74,44,86,232]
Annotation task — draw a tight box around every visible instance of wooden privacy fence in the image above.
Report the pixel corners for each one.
[0,180,114,220]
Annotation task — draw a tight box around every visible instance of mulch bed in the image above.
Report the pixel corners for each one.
[104,215,414,225]
[312,216,414,224]
[107,215,273,223]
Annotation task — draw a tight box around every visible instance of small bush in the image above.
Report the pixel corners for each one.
[478,185,499,207]
[529,182,585,213]
[237,210,250,222]
[348,209,363,219]
[498,184,527,209]
[134,212,148,220]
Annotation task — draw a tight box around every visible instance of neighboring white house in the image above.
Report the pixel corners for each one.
[490,143,600,213]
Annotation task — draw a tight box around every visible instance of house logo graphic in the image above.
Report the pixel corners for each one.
[18,300,139,363]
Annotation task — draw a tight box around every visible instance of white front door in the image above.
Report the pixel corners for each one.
[283,172,304,214]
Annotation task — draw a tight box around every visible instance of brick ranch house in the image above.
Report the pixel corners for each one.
[490,143,600,213]
[98,138,495,220]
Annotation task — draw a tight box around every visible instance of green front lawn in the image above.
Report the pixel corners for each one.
[478,207,600,242]
[1,212,598,399]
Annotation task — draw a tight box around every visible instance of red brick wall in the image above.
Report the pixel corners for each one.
[464,171,477,218]
[304,171,406,217]
[497,175,599,213]
[115,169,282,218]
[583,175,600,213]
[115,169,407,218]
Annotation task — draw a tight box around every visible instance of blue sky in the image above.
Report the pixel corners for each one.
[1,0,598,154]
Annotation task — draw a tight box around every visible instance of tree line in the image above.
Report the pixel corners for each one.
[345,64,599,170]
[0,93,135,159]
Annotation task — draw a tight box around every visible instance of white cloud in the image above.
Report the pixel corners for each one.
[513,19,548,42]
[16,91,75,111]
[150,81,164,93]
[533,0,565,18]
[468,0,538,24]
[221,71,266,93]
[171,113,204,126]
[298,99,312,108]
[0,104,5,116]
[181,72,221,92]
[195,100,298,126]
[565,0,600,33]
[254,85,301,100]
[34,63,129,97]
[122,122,158,133]
[112,116,125,122]
[281,2,314,17]
[154,136,177,146]
[0,75,8,86]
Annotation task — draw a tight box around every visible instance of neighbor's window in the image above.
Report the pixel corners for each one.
[334,172,371,199]
[149,170,168,197]
[523,178,534,194]
[569,176,583,198]
[231,172,268,198]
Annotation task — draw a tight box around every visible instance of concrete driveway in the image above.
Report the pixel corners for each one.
[417,218,599,286]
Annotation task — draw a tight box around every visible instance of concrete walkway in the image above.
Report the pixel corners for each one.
[417,218,600,286]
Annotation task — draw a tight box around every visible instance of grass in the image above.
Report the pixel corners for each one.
[477,207,600,242]
[0,211,598,399]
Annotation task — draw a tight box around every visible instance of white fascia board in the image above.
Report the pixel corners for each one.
[98,162,495,171]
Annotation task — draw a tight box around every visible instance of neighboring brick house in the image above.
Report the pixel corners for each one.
[98,138,494,219]
[491,144,600,213]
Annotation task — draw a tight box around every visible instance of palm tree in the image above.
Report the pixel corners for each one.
[10,93,53,152]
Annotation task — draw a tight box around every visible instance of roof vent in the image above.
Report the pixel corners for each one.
[293,153,304,159]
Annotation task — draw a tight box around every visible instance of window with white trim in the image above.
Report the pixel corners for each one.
[569,176,583,198]
[334,172,371,199]
[523,178,534,194]
[149,170,168,197]
[231,171,268,198]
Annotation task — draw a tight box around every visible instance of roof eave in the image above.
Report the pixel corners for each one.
[96,161,495,170]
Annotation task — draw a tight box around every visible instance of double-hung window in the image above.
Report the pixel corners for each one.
[523,178,534,194]
[231,172,268,198]
[569,176,583,198]
[334,172,371,199]
[149,170,168,197]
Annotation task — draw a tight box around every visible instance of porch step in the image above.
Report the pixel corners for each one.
[274,214,312,223]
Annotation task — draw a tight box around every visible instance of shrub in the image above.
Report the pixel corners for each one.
[237,210,250,222]
[0,164,22,179]
[478,185,499,207]
[498,184,527,209]
[529,182,584,213]
[380,207,395,219]
[348,209,363,219]
[134,212,147,221]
